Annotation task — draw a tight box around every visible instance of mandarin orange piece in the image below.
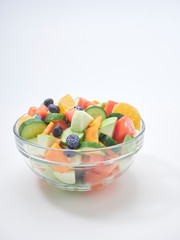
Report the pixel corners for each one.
[112,102,141,130]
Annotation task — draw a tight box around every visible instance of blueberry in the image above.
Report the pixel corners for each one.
[48,104,60,113]
[52,126,62,137]
[44,98,54,107]
[63,148,76,158]
[35,115,44,121]
[74,105,83,110]
[66,134,80,149]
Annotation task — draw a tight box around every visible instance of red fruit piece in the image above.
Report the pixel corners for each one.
[94,162,118,176]
[84,170,108,184]
[84,101,96,109]
[104,100,118,116]
[35,105,48,119]
[89,154,105,163]
[78,97,96,109]
[28,107,38,116]
[114,115,136,143]
[82,154,104,164]
[54,121,69,130]
[64,108,77,122]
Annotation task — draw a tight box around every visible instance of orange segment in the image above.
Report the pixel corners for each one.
[17,115,32,128]
[112,103,141,130]
[58,94,76,113]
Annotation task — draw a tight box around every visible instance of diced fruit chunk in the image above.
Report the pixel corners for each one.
[77,97,96,109]
[114,115,136,143]
[106,149,120,159]
[28,107,38,116]
[26,137,40,156]
[99,117,117,138]
[64,108,77,122]
[104,100,118,116]
[54,121,69,130]
[70,154,82,164]
[94,162,118,176]
[84,170,107,184]
[35,105,49,119]
[85,116,102,143]
[71,111,94,132]
[43,166,59,181]
[84,101,96,109]
[120,134,136,155]
[85,125,99,143]
[89,116,102,128]
[37,134,57,156]
[42,122,55,135]
[89,154,105,163]
[123,134,133,142]
[78,141,105,156]
[112,102,141,130]
[58,94,76,113]
[45,143,70,173]
[38,134,57,147]
[53,170,75,184]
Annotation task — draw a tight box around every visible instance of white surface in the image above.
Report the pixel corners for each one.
[0,1,180,239]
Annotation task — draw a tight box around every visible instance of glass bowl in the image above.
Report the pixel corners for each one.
[13,115,145,192]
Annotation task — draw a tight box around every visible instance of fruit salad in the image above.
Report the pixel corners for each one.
[17,94,142,190]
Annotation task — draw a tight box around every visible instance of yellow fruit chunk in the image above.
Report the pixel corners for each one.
[112,103,141,130]
[17,115,32,128]
[58,94,76,113]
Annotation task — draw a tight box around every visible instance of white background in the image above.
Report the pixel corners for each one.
[0,0,180,239]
